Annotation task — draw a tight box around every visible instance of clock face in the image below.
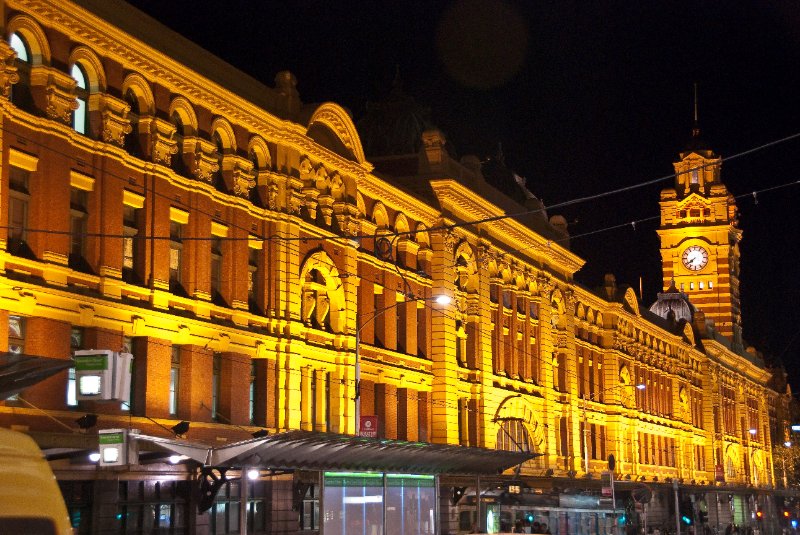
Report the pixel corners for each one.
[682,245,709,271]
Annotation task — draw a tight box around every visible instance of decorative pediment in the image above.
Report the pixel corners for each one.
[307,102,367,164]
[623,287,640,316]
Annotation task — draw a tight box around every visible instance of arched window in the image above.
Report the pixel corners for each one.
[71,63,88,134]
[124,89,141,156]
[213,131,225,191]
[8,33,32,109]
[496,419,531,453]
[302,268,331,330]
[9,33,28,61]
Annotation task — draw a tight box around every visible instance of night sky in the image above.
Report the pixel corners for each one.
[124,0,800,388]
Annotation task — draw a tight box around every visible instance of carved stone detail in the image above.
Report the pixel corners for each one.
[182,136,219,182]
[288,177,304,214]
[228,155,256,198]
[477,243,493,271]
[98,93,132,146]
[31,65,78,123]
[0,41,19,97]
[422,129,447,166]
[146,116,178,165]
[441,229,459,253]
[317,194,334,226]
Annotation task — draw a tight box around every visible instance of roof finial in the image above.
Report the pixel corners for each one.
[692,82,700,138]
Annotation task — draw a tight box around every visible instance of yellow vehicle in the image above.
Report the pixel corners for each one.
[0,427,72,534]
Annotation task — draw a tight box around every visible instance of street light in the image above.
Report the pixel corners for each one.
[354,292,451,434]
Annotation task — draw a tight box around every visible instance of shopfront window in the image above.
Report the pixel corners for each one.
[323,472,435,535]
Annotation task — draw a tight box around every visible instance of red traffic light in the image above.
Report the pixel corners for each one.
[784,510,791,518]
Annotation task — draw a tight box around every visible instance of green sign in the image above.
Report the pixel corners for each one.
[75,354,108,371]
[99,432,124,445]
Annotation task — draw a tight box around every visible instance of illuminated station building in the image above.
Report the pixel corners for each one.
[0,0,794,533]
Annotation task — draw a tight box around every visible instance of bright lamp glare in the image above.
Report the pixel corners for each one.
[247,469,260,480]
[102,447,119,463]
[785,441,792,447]
[749,428,757,435]
[88,452,101,462]
[169,455,188,464]
[434,294,451,305]
[635,383,646,390]
[78,375,102,396]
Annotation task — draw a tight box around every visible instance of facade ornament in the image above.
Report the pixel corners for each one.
[314,165,330,191]
[288,177,304,214]
[229,155,256,198]
[267,180,280,210]
[146,116,178,165]
[31,66,78,123]
[476,243,492,271]
[182,136,219,182]
[421,129,447,166]
[98,93,132,147]
[303,188,320,220]
[299,156,313,180]
[317,194,334,226]
[329,172,345,201]
[0,41,19,97]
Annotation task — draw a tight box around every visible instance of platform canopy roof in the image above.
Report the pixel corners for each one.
[0,353,73,400]
[134,430,539,476]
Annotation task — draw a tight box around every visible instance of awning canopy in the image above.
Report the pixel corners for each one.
[0,353,73,399]
[134,430,539,476]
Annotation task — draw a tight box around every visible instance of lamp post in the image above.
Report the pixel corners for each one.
[354,292,450,434]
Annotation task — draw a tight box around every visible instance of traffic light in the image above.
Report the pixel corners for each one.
[756,508,764,521]
[680,499,694,526]
[525,513,534,524]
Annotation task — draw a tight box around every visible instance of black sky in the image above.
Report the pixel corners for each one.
[124,0,800,387]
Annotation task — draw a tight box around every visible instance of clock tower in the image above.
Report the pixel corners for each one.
[656,123,742,342]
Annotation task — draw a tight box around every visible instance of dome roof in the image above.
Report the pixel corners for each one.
[356,71,436,157]
[649,281,695,323]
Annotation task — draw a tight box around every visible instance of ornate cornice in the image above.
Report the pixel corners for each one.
[11,0,372,181]
[429,179,584,274]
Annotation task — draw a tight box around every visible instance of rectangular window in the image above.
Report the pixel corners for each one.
[169,346,180,416]
[122,205,142,284]
[69,187,88,269]
[212,353,221,420]
[299,484,319,531]
[211,235,223,302]
[8,167,30,253]
[247,247,259,310]
[169,221,183,292]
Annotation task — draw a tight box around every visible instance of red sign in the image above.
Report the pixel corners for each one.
[359,416,378,437]
[715,464,725,482]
